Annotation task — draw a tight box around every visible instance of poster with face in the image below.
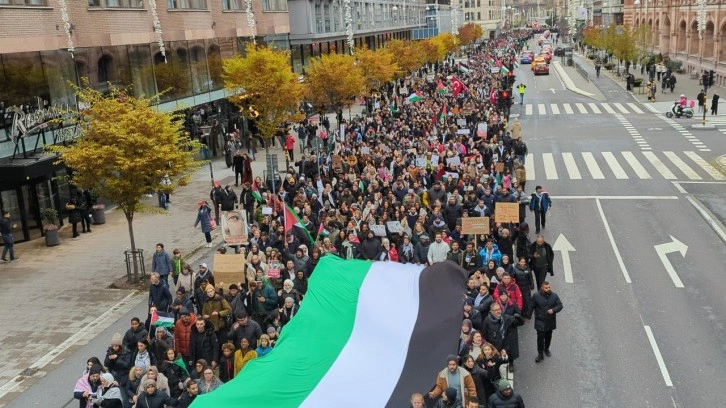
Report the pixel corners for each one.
[221,210,249,245]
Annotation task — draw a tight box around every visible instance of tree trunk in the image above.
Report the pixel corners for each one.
[125,211,140,283]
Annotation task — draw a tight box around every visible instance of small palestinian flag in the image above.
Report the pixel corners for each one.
[189,257,467,408]
[436,79,446,95]
[391,97,399,113]
[406,91,423,103]
[438,103,447,124]
[284,204,314,244]
[500,66,510,75]
[317,222,330,238]
[514,61,520,69]
[251,181,264,203]
[151,310,174,329]
[458,63,470,74]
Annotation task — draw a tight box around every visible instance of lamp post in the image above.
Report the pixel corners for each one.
[696,0,708,127]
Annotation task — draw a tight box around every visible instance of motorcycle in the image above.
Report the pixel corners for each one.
[665,102,693,118]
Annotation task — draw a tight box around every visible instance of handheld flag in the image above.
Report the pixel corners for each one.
[150,310,174,329]
[284,204,314,244]
[436,80,446,95]
[189,257,468,408]
[500,66,510,75]
[438,104,447,125]
[451,76,468,98]
[251,181,264,203]
[406,92,423,103]
[317,222,330,239]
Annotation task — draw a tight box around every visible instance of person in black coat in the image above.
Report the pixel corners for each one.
[190,319,219,370]
[488,380,525,408]
[532,281,563,362]
[528,235,554,290]
[359,230,381,260]
[480,303,523,367]
[104,334,132,387]
[219,186,238,212]
[66,197,83,238]
[511,257,534,319]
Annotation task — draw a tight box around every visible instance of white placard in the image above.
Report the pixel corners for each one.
[446,156,461,167]
[445,171,460,179]
[416,156,426,168]
[491,67,500,74]
[456,118,467,127]
[457,129,470,135]
[261,206,272,215]
[477,122,487,138]
[370,224,387,237]
[430,155,440,166]
[361,146,370,155]
[386,221,403,233]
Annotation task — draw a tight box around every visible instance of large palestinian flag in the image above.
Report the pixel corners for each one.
[191,257,467,408]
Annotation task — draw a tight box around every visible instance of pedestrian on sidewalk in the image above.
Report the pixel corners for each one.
[285,132,296,162]
[711,92,720,115]
[532,281,563,363]
[151,243,173,286]
[595,62,601,78]
[0,211,17,263]
[65,197,83,238]
[697,89,706,113]
[194,201,214,248]
[209,181,222,225]
[528,186,550,234]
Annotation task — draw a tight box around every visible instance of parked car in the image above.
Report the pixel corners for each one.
[554,46,565,56]
[521,51,535,64]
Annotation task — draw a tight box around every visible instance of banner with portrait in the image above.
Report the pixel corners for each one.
[221,210,249,245]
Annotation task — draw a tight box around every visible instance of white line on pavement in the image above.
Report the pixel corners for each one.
[664,151,702,180]
[596,198,632,283]
[525,104,533,115]
[622,151,652,179]
[0,291,145,398]
[643,152,677,180]
[550,104,560,115]
[671,181,688,194]
[538,104,546,115]
[602,152,629,179]
[563,103,574,114]
[588,103,602,113]
[575,103,587,114]
[644,325,674,387]
[581,152,605,179]
[613,102,629,114]
[686,196,726,245]
[525,153,535,181]
[543,153,559,180]
[684,151,726,180]
[601,103,616,114]
[562,152,582,179]
[627,103,644,114]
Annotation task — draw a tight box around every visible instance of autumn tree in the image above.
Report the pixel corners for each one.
[458,23,484,45]
[633,24,654,65]
[356,46,399,93]
[222,45,304,148]
[386,39,425,76]
[49,82,203,282]
[304,53,365,120]
[433,33,460,55]
[421,39,445,64]
[582,26,603,50]
[611,26,638,72]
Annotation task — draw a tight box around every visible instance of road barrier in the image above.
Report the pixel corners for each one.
[574,61,590,82]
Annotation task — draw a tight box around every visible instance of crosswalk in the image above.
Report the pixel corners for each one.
[523,150,725,181]
[518,102,646,116]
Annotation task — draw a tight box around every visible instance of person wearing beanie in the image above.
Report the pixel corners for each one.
[73,364,102,408]
[104,333,131,388]
[488,379,525,407]
[428,354,477,402]
[433,386,462,408]
[91,372,123,408]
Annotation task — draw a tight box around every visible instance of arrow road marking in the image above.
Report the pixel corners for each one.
[549,88,556,94]
[654,235,687,288]
[553,234,576,283]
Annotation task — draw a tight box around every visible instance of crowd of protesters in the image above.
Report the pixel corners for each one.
[72,29,565,408]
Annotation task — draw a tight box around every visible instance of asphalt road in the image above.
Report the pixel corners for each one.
[512,43,726,408]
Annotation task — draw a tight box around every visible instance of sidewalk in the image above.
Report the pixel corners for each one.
[0,142,287,405]
[552,60,606,101]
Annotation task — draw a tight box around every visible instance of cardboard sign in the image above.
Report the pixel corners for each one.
[370,224,387,237]
[361,146,370,155]
[495,162,505,173]
[213,254,247,285]
[461,217,490,235]
[456,118,467,127]
[261,206,273,215]
[386,221,403,233]
[494,202,520,223]
[447,156,461,167]
[431,155,440,166]
[415,156,426,168]
[221,210,249,245]
[456,129,470,135]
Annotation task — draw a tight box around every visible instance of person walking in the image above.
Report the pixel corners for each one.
[516,83,526,105]
[528,185,551,234]
[594,61,601,78]
[0,211,17,263]
[531,281,563,363]
[151,243,173,286]
[194,201,214,248]
[711,92,720,115]
[488,380,525,408]
[697,89,706,113]
[285,132,296,162]
[528,235,554,290]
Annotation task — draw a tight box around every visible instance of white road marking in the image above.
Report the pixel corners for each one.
[538,104,546,115]
[525,153,535,181]
[644,326,674,387]
[601,102,616,114]
[0,291,145,398]
[582,152,605,179]
[663,151,702,180]
[627,103,644,113]
[563,103,574,114]
[643,152,677,180]
[556,195,679,199]
[654,236,687,288]
[575,103,587,114]
[671,181,688,194]
[621,151,652,179]
[596,198,632,283]
[602,152,629,179]
[588,103,602,113]
[686,196,726,244]
[525,104,533,115]
[613,102,630,113]
[543,153,559,179]
[562,152,582,179]
[550,104,560,115]
[684,151,726,180]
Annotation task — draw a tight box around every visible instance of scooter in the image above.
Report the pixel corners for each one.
[665,102,693,118]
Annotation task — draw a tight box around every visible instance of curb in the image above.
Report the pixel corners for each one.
[552,61,596,98]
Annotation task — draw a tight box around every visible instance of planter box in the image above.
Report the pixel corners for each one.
[45,229,60,247]
[92,209,106,225]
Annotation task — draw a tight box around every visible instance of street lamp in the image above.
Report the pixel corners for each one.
[696,0,708,127]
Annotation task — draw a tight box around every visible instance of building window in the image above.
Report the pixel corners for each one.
[97,55,113,83]
[222,0,244,10]
[103,0,143,7]
[262,0,286,11]
[168,0,207,9]
[0,0,48,6]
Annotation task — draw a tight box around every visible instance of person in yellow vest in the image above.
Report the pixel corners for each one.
[517,84,527,105]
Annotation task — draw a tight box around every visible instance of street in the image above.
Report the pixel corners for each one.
[2,41,726,408]
[510,46,726,407]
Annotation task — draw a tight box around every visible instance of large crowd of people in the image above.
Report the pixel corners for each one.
[72,30,565,408]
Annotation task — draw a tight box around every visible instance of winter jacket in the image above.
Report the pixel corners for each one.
[151,250,173,277]
[428,241,450,264]
[134,390,179,408]
[529,192,551,213]
[190,320,219,365]
[218,354,235,383]
[178,392,197,408]
[160,360,189,399]
[233,348,258,376]
[528,241,554,275]
[174,313,197,358]
[531,290,563,332]
[220,188,238,211]
[359,236,382,260]
[201,294,232,332]
[193,205,213,233]
[479,244,503,267]
[431,367,477,402]
[414,241,430,264]
[123,326,149,355]
[227,319,263,350]
[149,329,175,363]
[148,282,172,312]
[493,281,523,311]
[104,347,131,385]
[481,313,523,357]
[487,389,526,407]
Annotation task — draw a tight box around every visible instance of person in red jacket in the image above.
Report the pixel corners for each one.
[174,308,197,368]
[285,133,296,161]
[493,273,523,311]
